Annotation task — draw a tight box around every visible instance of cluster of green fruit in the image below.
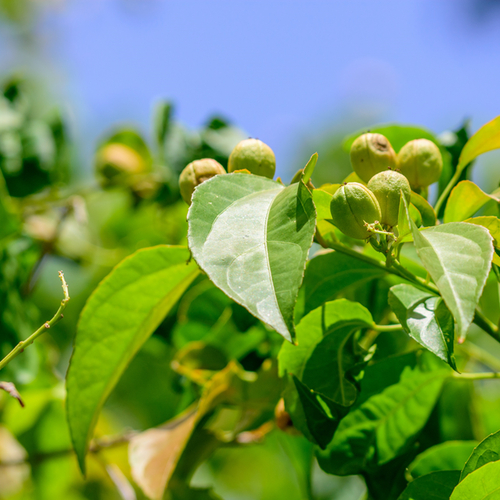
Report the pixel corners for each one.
[179,138,276,204]
[178,132,442,243]
[330,133,442,240]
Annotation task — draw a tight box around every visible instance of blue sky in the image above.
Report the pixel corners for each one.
[1,0,500,184]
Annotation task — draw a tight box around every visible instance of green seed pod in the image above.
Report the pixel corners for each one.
[350,133,397,183]
[179,159,226,205]
[367,170,411,227]
[228,139,276,179]
[397,139,443,189]
[330,182,381,240]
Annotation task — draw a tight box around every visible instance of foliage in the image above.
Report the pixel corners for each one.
[1,74,500,500]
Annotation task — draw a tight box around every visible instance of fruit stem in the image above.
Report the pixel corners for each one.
[320,239,500,343]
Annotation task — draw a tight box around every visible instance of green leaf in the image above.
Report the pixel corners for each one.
[464,216,500,247]
[66,245,199,473]
[389,284,456,369]
[456,114,500,174]
[411,221,494,342]
[312,189,332,221]
[302,152,318,184]
[408,441,477,479]
[279,300,373,447]
[411,191,436,227]
[316,351,449,475]
[279,299,373,380]
[398,470,461,500]
[188,173,316,343]
[451,460,500,499]
[461,430,500,480]
[292,376,336,449]
[444,181,500,223]
[153,100,173,150]
[296,251,386,320]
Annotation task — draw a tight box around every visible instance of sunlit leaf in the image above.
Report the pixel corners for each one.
[404,190,494,344]
[451,460,500,499]
[411,191,436,227]
[456,114,500,173]
[188,173,316,343]
[67,245,199,473]
[444,180,500,223]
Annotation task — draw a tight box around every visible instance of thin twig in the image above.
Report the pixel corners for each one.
[0,271,70,372]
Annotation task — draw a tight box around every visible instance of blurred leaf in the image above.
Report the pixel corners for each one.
[407,441,477,479]
[456,114,500,174]
[461,430,500,480]
[153,101,173,152]
[188,174,316,343]
[397,470,460,500]
[389,284,456,369]
[67,245,199,473]
[0,381,24,407]
[130,361,281,499]
[451,460,500,499]
[130,407,198,500]
[295,250,386,320]
[444,181,500,223]
[316,351,449,475]
[0,425,30,497]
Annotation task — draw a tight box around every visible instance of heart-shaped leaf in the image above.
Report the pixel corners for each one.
[389,284,456,369]
[67,245,199,473]
[188,173,316,343]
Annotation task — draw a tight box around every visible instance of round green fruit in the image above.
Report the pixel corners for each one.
[367,170,411,227]
[228,139,276,179]
[330,182,381,240]
[179,159,226,205]
[350,133,397,183]
[397,139,443,189]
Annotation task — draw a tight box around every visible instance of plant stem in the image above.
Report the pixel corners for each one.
[434,169,462,216]
[372,323,404,332]
[320,239,500,342]
[453,372,500,381]
[0,271,70,371]
[458,342,500,372]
